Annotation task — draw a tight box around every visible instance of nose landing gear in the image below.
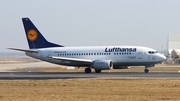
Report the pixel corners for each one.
[144,68,149,73]
[144,65,154,73]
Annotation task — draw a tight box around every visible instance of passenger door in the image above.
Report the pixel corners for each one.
[138,50,143,59]
[47,51,52,60]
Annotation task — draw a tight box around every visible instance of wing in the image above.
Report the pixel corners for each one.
[50,56,93,63]
[8,48,38,53]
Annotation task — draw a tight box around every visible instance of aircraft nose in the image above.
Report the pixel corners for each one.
[158,54,166,61]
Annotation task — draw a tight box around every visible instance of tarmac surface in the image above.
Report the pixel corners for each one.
[0,72,179,80]
[0,61,180,80]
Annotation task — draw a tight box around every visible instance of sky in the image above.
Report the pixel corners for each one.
[1,0,180,53]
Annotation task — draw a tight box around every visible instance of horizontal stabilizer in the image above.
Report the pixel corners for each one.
[51,56,93,63]
[8,48,38,53]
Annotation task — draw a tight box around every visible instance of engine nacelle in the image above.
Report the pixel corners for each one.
[92,60,113,70]
[113,66,130,69]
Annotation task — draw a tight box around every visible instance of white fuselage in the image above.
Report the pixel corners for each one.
[25,46,166,68]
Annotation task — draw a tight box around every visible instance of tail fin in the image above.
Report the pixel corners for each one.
[22,18,64,49]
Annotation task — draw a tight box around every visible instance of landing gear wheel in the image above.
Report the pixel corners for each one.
[95,70,101,73]
[85,68,91,73]
[144,69,149,73]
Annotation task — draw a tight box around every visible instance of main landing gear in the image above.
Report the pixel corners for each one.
[85,67,91,73]
[84,67,102,73]
[95,70,101,73]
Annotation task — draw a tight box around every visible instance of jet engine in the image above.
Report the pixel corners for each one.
[92,60,113,70]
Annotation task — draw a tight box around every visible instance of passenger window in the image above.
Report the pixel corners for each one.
[94,53,96,55]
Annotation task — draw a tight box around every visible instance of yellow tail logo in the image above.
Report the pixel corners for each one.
[27,29,38,41]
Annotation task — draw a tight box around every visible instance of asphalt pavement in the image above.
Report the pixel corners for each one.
[0,72,179,80]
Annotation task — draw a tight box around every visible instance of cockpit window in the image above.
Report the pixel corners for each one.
[148,51,158,54]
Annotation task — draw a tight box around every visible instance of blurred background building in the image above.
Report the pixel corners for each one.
[168,34,180,64]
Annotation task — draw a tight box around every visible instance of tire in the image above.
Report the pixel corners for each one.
[144,69,149,73]
[85,68,91,73]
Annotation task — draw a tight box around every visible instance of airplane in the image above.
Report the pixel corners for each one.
[9,18,166,73]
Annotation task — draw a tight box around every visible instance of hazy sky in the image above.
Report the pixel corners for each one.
[1,0,180,52]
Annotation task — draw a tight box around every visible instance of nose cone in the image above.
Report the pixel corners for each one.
[158,54,166,61]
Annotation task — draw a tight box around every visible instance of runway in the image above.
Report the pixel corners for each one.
[0,61,180,80]
[0,72,179,80]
